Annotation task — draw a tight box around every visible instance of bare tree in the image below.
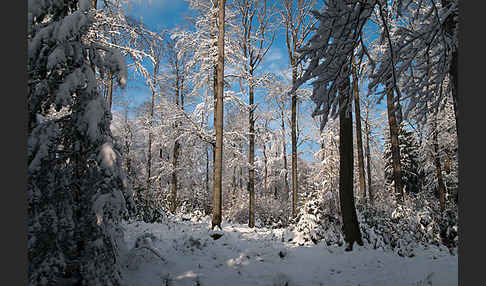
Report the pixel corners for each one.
[235,0,275,228]
[280,0,316,218]
[138,30,164,194]
[277,94,290,200]
[164,33,189,214]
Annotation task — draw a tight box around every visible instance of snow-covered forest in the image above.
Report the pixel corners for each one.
[27,0,459,285]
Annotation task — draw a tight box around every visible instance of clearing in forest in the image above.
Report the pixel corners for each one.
[121,217,457,286]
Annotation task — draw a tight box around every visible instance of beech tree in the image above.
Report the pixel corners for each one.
[339,66,364,251]
[163,32,190,214]
[234,0,275,228]
[352,55,367,200]
[279,0,317,218]
[268,79,291,200]
[212,0,226,230]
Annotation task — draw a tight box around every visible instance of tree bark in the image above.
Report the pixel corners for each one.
[211,4,218,168]
[212,0,225,230]
[441,0,459,142]
[386,86,404,201]
[248,80,256,228]
[205,146,210,215]
[291,66,298,218]
[146,87,155,193]
[338,71,363,251]
[170,70,183,214]
[239,143,243,190]
[263,141,268,195]
[170,141,179,213]
[280,102,290,201]
[364,118,373,204]
[432,115,447,211]
[352,62,366,200]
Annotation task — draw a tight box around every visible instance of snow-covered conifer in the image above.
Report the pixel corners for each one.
[28,1,133,284]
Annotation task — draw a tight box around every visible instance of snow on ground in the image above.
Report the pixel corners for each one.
[120,217,457,286]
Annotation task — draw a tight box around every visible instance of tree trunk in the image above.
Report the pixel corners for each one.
[232,163,237,193]
[212,0,225,230]
[291,66,298,218]
[441,0,459,141]
[248,81,255,228]
[170,72,183,214]
[239,143,243,190]
[364,119,373,204]
[263,141,268,195]
[145,53,159,193]
[211,5,218,168]
[386,86,404,201]
[146,87,155,193]
[170,141,179,214]
[338,72,363,251]
[205,146,210,215]
[274,148,279,198]
[352,62,366,200]
[433,115,447,211]
[280,103,290,201]
[107,73,113,110]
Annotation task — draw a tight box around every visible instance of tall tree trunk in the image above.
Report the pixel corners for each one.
[274,148,279,198]
[450,49,459,142]
[205,146,210,215]
[441,0,459,141]
[248,80,255,228]
[170,141,179,213]
[352,62,366,200]
[211,6,218,168]
[212,0,225,230]
[263,141,268,195]
[338,71,363,251]
[291,66,298,218]
[432,115,447,211]
[146,87,155,193]
[145,52,159,193]
[239,143,243,190]
[280,103,290,201]
[364,118,373,204]
[170,73,183,214]
[386,86,404,202]
[232,163,237,193]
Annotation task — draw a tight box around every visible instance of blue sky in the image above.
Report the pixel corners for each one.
[114,0,387,162]
[118,0,292,107]
[125,0,190,30]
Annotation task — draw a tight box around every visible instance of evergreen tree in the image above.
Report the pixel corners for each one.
[384,124,421,195]
[27,1,133,284]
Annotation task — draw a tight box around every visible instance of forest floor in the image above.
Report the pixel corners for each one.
[120,216,457,286]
